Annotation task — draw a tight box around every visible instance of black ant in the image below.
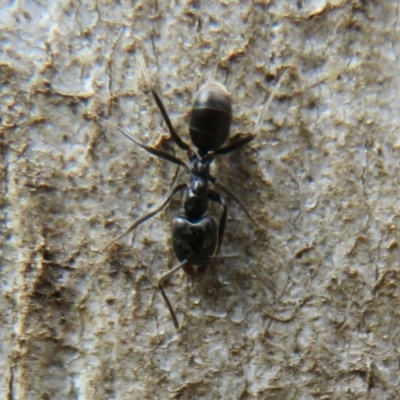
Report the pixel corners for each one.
[97,60,286,329]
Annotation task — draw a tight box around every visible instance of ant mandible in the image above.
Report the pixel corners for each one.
[98,58,286,329]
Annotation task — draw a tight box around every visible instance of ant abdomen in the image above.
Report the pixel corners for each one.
[189,82,232,153]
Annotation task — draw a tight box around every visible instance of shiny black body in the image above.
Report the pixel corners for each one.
[189,82,232,153]
[172,216,217,273]
[100,80,261,329]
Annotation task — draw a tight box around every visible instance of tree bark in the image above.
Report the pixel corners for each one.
[1,1,399,399]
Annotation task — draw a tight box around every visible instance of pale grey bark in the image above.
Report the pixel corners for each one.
[1,1,400,399]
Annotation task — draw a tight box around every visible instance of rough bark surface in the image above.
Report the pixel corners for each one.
[1,1,399,399]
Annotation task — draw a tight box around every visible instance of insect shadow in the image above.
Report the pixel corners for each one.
[97,59,287,329]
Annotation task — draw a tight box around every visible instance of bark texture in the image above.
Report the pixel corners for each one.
[1,1,399,399]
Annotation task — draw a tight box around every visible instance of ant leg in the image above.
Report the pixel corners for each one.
[208,190,227,255]
[208,192,274,295]
[157,258,188,329]
[95,117,190,171]
[167,146,182,190]
[159,285,179,329]
[214,182,266,232]
[169,163,181,190]
[158,259,188,285]
[138,55,190,152]
[208,191,275,296]
[210,134,255,156]
[103,183,187,250]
